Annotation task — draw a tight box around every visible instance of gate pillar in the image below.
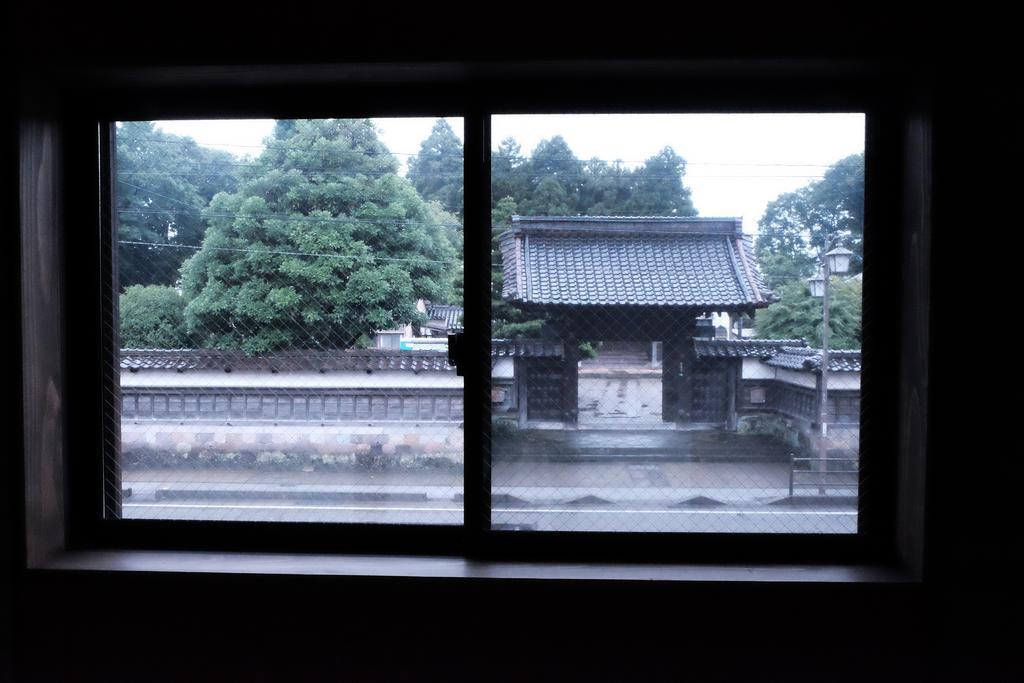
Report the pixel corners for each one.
[561,336,579,428]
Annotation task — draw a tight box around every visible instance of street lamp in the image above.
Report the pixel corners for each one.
[826,246,854,277]
[807,271,826,298]
[807,243,851,495]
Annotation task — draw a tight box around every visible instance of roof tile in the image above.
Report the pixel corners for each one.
[694,338,807,359]
[766,347,862,373]
[499,217,777,308]
[121,349,455,373]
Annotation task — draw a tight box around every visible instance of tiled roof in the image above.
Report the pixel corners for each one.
[499,216,777,309]
[491,339,564,358]
[122,341,566,372]
[693,340,861,372]
[694,338,807,359]
[121,349,455,373]
[765,347,861,373]
[425,304,464,331]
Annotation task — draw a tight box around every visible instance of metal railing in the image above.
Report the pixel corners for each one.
[788,454,859,497]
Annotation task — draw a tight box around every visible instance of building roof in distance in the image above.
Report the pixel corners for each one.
[694,338,807,359]
[425,304,464,331]
[120,348,455,373]
[491,339,564,358]
[122,340,566,373]
[499,216,777,309]
[765,346,862,373]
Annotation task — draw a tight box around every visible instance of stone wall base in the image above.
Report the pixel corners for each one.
[737,413,860,460]
[121,421,464,469]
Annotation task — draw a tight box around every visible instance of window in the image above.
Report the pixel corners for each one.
[19,60,929,568]
[489,113,864,534]
[111,117,465,526]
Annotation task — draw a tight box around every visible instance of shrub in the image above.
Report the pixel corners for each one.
[120,285,191,348]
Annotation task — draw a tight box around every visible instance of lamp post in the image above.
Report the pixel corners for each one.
[808,245,853,495]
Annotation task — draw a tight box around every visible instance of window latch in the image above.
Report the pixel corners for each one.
[447,332,464,376]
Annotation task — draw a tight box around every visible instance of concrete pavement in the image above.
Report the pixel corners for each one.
[118,428,856,530]
[122,457,856,507]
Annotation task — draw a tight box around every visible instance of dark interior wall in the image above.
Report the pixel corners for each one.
[18,571,930,682]
[4,7,1017,681]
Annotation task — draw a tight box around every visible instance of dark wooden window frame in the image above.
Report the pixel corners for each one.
[18,60,930,576]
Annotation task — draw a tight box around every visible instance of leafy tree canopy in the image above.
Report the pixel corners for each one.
[578,158,633,215]
[624,147,696,215]
[526,136,584,201]
[406,119,464,218]
[119,285,190,349]
[491,136,697,218]
[489,137,698,337]
[116,121,240,289]
[755,153,864,290]
[179,119,459,354]
[491,138,528,206]
[491,196,546,338]
[755,277,862,349]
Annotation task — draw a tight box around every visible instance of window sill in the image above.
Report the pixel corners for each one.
[34,550,916,584]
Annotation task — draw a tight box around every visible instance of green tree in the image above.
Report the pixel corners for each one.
[491,196,546,338]
[520,136,582,214]
[491,138,528,208]
[755,153,864,290]
[425,199,464,302]
[521,176,573,215]
[755,277,862,349]
[622,147,696,216]
[179,119,458,354]
[406,119,464,217]
[489,137,699,338]
[119,285,191,348]
[492,137,697,218]
[116,121,239,289]
[578,158,632,214]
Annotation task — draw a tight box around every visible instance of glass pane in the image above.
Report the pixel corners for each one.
[112,117,465,524]
[490,113,864,533]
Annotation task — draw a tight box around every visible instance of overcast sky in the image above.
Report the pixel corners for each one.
[155,113,863,234]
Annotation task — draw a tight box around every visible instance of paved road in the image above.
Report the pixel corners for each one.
[120,456,857,532]
[123,459,799,489]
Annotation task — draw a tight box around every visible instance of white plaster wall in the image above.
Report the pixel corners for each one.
[775,368,818,389]
[491,358,515,379]
[770,367,861,390]
[826,372,860,391]
[742,358,777,380]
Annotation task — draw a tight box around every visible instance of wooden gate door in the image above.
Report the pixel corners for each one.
[525,359,564,421]
[691,359,730,423]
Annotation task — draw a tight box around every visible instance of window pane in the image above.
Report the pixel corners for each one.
[112,118,465,524]
[490,113,863,533]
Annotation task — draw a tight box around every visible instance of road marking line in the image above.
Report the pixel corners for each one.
[124,503,856,516]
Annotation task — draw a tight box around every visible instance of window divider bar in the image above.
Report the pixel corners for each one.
[99,120,122,520]
[463,111,492,542]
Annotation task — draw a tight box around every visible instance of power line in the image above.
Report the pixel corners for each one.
[118,169,826,180]
[117,134,420,157]
[116,135,847,167]
[116,178,426,208]
[117,240,460,265]
[117,178,206,210]
[117,161,399,173]
[117,207,857,239]
[487,225,860,237]
[117,208,463,229]
[117,179,466,214]
[487,227,778,236]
